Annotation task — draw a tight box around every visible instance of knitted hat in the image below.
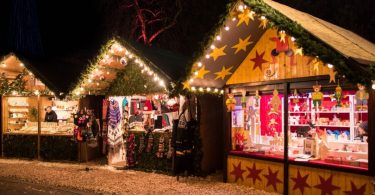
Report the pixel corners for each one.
[359,121,368,133]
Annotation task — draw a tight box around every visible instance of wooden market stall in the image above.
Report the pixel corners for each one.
[0,54,79,161]
[70,38,201,173]
[183,0,375,194]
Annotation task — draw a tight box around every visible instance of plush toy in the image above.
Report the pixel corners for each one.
[312,84,324,109]
[269,89,281,114]
[355,83,369,111]
[292,89,299,104]
[226,93,236,112]
[331,84,345,108]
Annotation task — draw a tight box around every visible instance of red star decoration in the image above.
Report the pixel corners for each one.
[230,162,246,182]
[246,163,263,184]
[344,181,366,195]
[251,51,268,71]
[291,170,311,194]
[314,175,340,195]
[263,167,282,191]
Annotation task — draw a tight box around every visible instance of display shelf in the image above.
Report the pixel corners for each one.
[288,124,309,127]
[328,140,367,145]
[8,117,28,119]
[315,124,350,128]
[354,111,368,114]
[315,111,350,114]
[289,112,311,114]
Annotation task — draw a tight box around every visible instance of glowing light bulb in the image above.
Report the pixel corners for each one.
[205,54,210,59]
[197,62,202,67]
[291,37,296,42]
[220,90,224,94]
[260,16,266,20]
[194,71,198,76]
[20,63,24,67]
[189,78,194,83]
[210,45,215,49]
[238,5,244,11]
[199,87,203,92]
[214,88,219,93]
[206,87,211,92]
[191,86,196,91]
[216,35,221,40]
[106,71,109,75]
[159,80,165,87]
[232,17,236,21]
[225,26,230,31]
[327,64,334,69]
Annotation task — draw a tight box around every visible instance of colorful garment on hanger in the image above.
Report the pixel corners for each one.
[102,99,109,120]
[107,99,121,128]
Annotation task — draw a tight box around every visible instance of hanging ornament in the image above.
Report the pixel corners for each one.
[329,69,337,83]
[269,89,281,114]
[331,84,345,108]
[226,93,236,112]
[312,83,324,110]
[355,83,369,111]
[292,89,299,104]
[120,57,128,66]
[241,91,247,109]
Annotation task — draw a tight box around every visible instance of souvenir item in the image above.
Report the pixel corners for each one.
[226,93,236,112]
[331,84,344,108]
[241,91,247,109]
[312,84,323,109]
[254,90,260,107]
[269,89,281,114]
[156,136,165,158]
[355,83,369,110]
[146,134,154,153]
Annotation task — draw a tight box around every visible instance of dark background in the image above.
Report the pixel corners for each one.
[0,0,374,92]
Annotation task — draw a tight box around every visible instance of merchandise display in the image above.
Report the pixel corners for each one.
[230,86,368,169]
[2,96,79,136]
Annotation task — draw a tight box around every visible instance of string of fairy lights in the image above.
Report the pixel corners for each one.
[0,54,53,96]
[185,2,375,93]
[72,40,167,96]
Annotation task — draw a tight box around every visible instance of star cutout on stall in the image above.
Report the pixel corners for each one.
[329,69,336,83]
[237,9,253,26]
[195,66,210,79]
[279,31,286,43]
[209,45,227,61]
[259,18,268,29]
[182,81,190,90]
[294,47,303,56]
[291,170,311,194]
[214,66,233,80]
[232,35,253,54]
[293,104,300,112]
[263,167,282,191]
[344,181,366,195]
[251,51,268,71]
[246,163,263,184]
[314,175,340,195]
[230,162,246,182]
[311,58,320,74]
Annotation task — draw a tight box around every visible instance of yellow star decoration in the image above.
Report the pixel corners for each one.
[237,9,253,26]
[259,18,268,29]
[232,35,253,54]
[196,66,210,79]
[182,81,190,90]
[279,31,286,43]
[209,45,227,61]
[311,58,320,74]
[214,66,233,80]
[295,47,303,56]
[329,69,337,83]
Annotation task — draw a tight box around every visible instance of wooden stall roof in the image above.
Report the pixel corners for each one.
[263,0,375,64]
[72,38,189,96]
[0,53,52,94]
[187,0,375,89]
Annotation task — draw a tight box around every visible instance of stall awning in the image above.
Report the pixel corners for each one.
[263,0,375,65]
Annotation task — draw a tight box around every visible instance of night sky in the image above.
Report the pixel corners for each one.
[0,0,373,93]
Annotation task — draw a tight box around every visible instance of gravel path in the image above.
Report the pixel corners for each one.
[0,159,277,195]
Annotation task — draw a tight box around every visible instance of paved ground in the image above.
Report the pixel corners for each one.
[0,159,277,195]
[0,177,94,195]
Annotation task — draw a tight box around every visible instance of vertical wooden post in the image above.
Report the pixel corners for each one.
[368,90,375,176]
[37,95,41,160]
[1,96,3,157]
[283,82,289,195]
[223,87,231,182]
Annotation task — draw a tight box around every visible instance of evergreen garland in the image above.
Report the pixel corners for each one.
[106,63,166,96]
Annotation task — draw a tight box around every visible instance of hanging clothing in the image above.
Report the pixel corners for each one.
[107,99,121,128]
[102,99,109,120]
